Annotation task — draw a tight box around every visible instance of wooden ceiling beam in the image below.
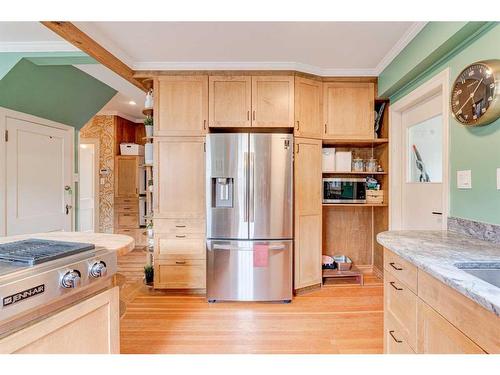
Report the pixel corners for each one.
[41,21,147,92]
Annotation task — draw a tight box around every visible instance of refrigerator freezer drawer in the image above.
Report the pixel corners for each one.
[206,240,293,302]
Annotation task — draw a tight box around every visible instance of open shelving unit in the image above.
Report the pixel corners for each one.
[322,98,390,276]
[141,78,155,266]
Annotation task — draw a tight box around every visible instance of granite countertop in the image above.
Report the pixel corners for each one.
[377,230,500,316]
[0,232,135,257]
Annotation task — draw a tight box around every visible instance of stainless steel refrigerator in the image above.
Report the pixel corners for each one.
[206,133,293,302]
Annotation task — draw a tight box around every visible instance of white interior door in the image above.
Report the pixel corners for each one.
[401,94,445,230]
[79,140,98,232]
[6,117,73,235]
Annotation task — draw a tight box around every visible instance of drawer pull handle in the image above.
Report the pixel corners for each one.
[175,235,186,238]
[389,330,403,343]
[175,225,186,228]
[389,262,403,271]
[175,261,186,265]
[389,281,403,291]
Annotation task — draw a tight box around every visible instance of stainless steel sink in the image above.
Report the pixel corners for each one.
[455,262,500,288]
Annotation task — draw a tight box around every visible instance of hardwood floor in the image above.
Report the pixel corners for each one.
[118,249,384,354]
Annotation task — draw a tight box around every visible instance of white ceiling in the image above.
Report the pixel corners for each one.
[74,21,426,75]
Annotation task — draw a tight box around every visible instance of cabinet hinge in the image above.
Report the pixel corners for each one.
[4,130,7,142]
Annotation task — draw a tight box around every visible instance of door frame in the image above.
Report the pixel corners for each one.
[79,137,100,232]
[389,68,450,230]
[0,106,75,236]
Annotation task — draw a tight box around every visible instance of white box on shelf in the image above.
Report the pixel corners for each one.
[335,151,352,172]
[120,143,144,156]
[322,148,336,172]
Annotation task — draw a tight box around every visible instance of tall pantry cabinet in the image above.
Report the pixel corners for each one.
[293,76,323,289]
[153,76,208,289]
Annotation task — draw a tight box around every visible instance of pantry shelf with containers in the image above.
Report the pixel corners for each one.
[321,97,389,279]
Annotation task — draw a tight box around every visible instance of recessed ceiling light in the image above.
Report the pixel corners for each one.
[128,100,136,106]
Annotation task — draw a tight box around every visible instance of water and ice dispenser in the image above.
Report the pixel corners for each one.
[211,177,234,208]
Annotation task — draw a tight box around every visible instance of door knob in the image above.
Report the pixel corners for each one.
[65,204,72,215]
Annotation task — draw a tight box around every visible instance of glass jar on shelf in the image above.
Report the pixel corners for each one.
[352,158,365,172]
[365,157,378,172]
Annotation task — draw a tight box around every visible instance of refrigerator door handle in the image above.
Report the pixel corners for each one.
[212,244,246,251]
[243,151,249,222]
[249,151,255,223]
[268,244,286,250]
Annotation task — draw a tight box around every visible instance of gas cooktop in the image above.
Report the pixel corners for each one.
[0,239,95,266]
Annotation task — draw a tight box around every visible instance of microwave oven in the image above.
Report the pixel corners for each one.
[323,178,366,204]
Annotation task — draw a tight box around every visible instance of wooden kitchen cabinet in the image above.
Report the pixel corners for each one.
[252,76,294,128]
[209,76,251,128]
[155,76,208,136]
[323,82,375,139]
[294,138,322,289]
[154,137,205,219]
[155,233,206,260]
[417,299,485,354]
[155,260,206,289]
[294,77,322,138]
[383,248,500,354]
[384,272,417,350]
[115,156,140,197]
[0,287,119,354]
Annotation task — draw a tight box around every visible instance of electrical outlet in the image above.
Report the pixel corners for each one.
[497,168,500,190]
[457,170,472,189]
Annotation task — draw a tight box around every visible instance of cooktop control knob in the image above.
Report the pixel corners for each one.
[89,261,107,278]
[61,270,81,289]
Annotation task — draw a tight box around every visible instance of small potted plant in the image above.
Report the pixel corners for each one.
[144,116,153,138]
[144,264,154,285]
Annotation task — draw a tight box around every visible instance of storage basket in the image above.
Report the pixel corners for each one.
[120,143,144,156]
[366,190,384,204]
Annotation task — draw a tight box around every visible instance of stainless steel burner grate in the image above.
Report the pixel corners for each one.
[0,239,95,266]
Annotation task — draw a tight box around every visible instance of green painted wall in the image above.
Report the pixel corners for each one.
[379,22,500,225]
[0,51,91,79]
[0,58,116,128]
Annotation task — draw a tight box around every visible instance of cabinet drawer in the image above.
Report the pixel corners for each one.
[385,311,416,354]
[115,197,138,205]
[115,213,139,228]
[155,261,206,289]
[114,204,138,213]
[384,248,417,293]
[155,219,205,234]
[155,233,205,259]
[384,274,417,350]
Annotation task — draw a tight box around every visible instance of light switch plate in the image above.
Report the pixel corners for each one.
[497,168,500,190]
[457,170,472,189]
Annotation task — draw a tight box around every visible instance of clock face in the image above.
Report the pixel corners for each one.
[451,62,498,126]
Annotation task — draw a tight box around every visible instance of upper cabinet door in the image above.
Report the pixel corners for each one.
[294,77,322,138]
[156,76,208,136]
[209,76,251,128]
[323,82,375,139]
[251,76,294,128]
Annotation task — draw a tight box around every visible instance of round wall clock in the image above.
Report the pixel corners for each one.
[451,59,500,126]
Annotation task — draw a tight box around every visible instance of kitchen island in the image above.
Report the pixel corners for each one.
[377,230,500,354]
[0,231,135,256]
[0,232,134,354]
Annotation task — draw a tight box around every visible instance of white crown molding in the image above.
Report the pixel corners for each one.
[374,22,427,75]
[0,41,78,52]
[96,110,144,123]
[133,61,378,77]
